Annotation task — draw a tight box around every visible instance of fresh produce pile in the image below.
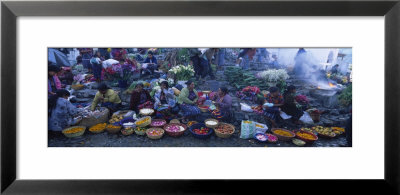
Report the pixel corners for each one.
[255,133,268,141]
[312,126,336,137]
[136,117,150,126]
[300,127,315,134]
[106,124,121,130]
[121,127,134,135]
[236,86,261,102]
[165,124,185,132]
[63,127,85,134]
[89,123,107,132]
[296,131,317,141]
[273,129,293,137]
[215,124,234,134]
[147,129,163,136]
[224,67,269,90]
[109,114,124,124]
[134,127,147,134]
[193,127,210,135]
[331,127,345,135]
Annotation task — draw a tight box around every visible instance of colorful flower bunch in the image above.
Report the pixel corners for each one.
[104,61,138,81]
[295,95,309,104]
[257,69,289,82]
[168,65,195,81]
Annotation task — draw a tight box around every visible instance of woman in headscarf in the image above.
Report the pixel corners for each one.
[154,81,179,120]
[211,87,232,121]
[48,89,79,131]
[129,83,153,113]
[48,65,62,97]
[177,80,201,123]
[263,87,284,128]
[281,85,303,125]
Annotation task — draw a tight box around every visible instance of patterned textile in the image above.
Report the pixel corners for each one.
[180,104,201,117]
[138,101,154,110]
[48,98,77,131]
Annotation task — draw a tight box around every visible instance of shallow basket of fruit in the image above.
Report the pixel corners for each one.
[189,123,214,139]
[331,127,345,136]
[135,116,151,127]
[312,126,336,138]
[198,105,209,113]
[89,123,107,134]
[271,128,295,141]
[106,124,122,134]
[266,133,278,143]
[134,127,147,136]
[121,127,134,136]
[150,119,167,128]
[146,128,165,139]
[164,123,187,137]
[204,118,219,129]
[214,122,235,138]
[292,138,306,146]
[295,130,318,144]
[62,126,86,138]
[300,127,317,135]
[254,133,268,142]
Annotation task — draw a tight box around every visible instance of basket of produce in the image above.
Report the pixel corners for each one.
[198,105,209,113]
[121,127,134,136]
[254,133,268,142]
[164,123,187,137]
[295,130,318,144]
[120,118,136,128]
[292,138,306,146]
[71,84,84,90]
[106,124,122,134]
[134,127,147,135]
[331,127,345,136]
[271,128,295,141]
[139,108,155,116]
[150,119,167,128]
[214,122,235,138]
[204,118,219,128]
[109,110,131,124]
[135,116,151,127]
[189,123,214,139]
[170,119,180,124]
[88,123,107,134]
[266,133,278,143]
[80,107,109,127]
[62,126,86,138]
[146,128,165,139]
[187,121,198,127]
[312,126,336,138]
[300,127,317,135]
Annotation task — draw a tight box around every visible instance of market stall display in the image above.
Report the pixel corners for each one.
[271,128,295,141]
[312,126,336,138]
[164,123,187,137]
[189,123,214,139]
[295,130,318,144]
[62,126,86,138]
[89,123,107,134]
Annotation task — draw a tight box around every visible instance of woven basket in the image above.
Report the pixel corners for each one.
[61,126,86,138]
[80,108,110,127]
[139,108,155,116]
[170,119,180,124]
[150,119,167,128]
[135,116,151,127]
[121,128,134,136]
[271,128,295,141]
[198,106,209,113]
[146,128,165,139]
[204,118,219,129]
[134,127,147,136]
[189,123,214,139]
[294,130,318,144]
[106,125,122,134]
[164,123,187,137]
[88,123,107,134]
[214,122,235,138]
[71,84,84,90]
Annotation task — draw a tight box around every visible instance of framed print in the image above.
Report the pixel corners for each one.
[2,0,400,194]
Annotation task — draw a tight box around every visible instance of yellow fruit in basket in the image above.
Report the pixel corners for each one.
[64,127,84,134]
[89,123,107,132]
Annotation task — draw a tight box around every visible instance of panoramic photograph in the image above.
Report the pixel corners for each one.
[48,48,352,147]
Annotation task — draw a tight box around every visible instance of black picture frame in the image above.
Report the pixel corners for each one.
[1,0,399,194]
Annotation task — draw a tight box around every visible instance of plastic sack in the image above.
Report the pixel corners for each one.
[240,120,256,139]
[280,111,292,120]
[240,103,253,112]
[254,122,268,134]
[299,111,314,125]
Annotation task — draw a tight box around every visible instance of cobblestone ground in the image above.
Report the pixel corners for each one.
[49,65,351,147]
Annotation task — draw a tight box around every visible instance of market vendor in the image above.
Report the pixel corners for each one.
[211,87,232,121]
[263,87,284,128]
[48,89,79,131]
[281,85,304,125]
[177,80,201,123]
[142,51,158,75]
[91,83,122,113]
[57,67,74,86]
[130,83,154,113]
[154,81,179,120]
[48,65,62,97]
[90,51,103,82]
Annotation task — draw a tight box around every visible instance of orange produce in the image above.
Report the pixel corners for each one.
[64,127,84,134]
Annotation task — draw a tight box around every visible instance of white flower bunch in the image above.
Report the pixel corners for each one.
[258,69,289,82]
